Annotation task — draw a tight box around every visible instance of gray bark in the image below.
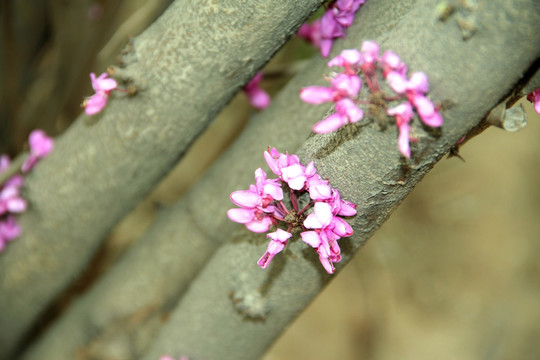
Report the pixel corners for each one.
[0,1,323,358]
[17,0,540,359]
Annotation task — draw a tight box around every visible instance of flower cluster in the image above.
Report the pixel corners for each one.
[0,130,54,252]
[527,88,540,115]
[227,147,356,274]
[160,356,189,360]
[297,0,366,57]
[300,41,443,158]
[242,72,271,109]
[83,72,118,115]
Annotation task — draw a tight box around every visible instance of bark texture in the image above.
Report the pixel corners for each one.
[0,1,323,358]
[18,0,540,359]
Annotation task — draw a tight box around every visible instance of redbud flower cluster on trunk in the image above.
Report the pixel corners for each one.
[227,148,356,274]
[300,41,444,158]
[0,130,54,251]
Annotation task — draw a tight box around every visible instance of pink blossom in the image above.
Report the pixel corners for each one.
[387,102,414,158]
[328,49,364,74]
[21,130,54,173]
[228,148,356,273]
[326,189,357,217]
[228,169,282,233]
[381,51,408,77]
[527,89,540,115]
[264,147,300,177]
[312,98,363,134]
[0,182,27,215]
[84,72,117,115]
[297,0,365,57]
[257,229,292,269]
[160,356,189,360]
[411,94,443,127]
[360,40,380,75]
[243,72,271,109]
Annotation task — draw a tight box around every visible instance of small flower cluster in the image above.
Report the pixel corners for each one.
[83,72,118,115]
[300,41,443,158]
[227,148,356,274]
[242,72,271,109]
[160,356,189,360]
[527,88,540,115]
[0,130,54,252]
[297,0,366,57]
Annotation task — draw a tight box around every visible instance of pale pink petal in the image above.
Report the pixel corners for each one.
[29,130,54,157]
[301,231,322,248]
[408,72,429,93]
[227,208,254,224]
[245,216,273,233]
[360,40,379,63]
[397,123,411,158]
[336,98,363,123]
[386,71,408,94]
[300,86,334,104]
[230,191,260,208]
[313,113,347,133]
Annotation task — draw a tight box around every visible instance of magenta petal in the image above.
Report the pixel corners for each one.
[227,208,254,224]
[338,200,357,216]
[319,256,335,274]
[85,93,108,115]
[29,130,54,157]
[319,38,334,58]
[398,123,411,158]
[300,86,334,104]
[313,113,347,133]
[247,88,271,109]
[21,155,38,173]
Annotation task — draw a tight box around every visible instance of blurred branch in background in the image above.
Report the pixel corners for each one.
[0,0,173,154]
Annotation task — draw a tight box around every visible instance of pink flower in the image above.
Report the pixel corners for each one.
[381,51,408,77]
[243,72,271,109]
[297,0,365,57]
[228,169,283,233]
[257,229,293,269]
[264,148,300,177]
[328,49,364,74]
[0,181,26,216]
[387,102,414,158]
[411,94,443,127]
[21,130,54,173]
[84,72,117,115]
[160,356,189,360]
[312,98,363,134]
[527,89,540,115]
[300,201,354,273]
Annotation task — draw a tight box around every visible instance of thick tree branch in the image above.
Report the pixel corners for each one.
[0,1,323,358]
